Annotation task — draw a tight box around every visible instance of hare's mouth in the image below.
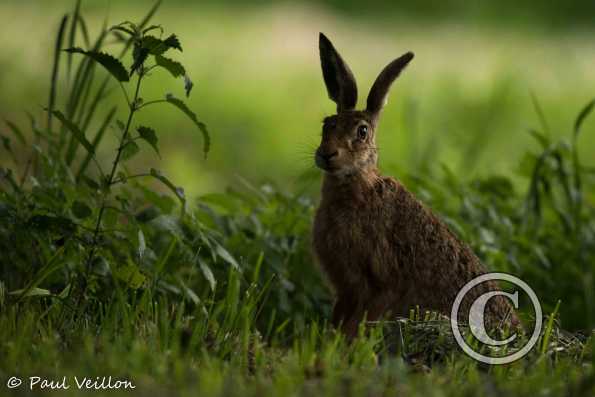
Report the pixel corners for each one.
[315,161,339,173]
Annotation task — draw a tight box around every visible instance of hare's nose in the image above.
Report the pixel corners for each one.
[315,150,338,170]
[319,151,338,161]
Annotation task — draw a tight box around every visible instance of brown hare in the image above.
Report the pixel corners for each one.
[312,33,518,338]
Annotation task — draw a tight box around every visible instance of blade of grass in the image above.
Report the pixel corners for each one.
[77,13,91,48]
[4,120,26,145]
[67,0,82,83]
[138,0,163,31]
[66,62,99,164]
[74,62,96,125]
[80,79,114,133]
[48,14,69,136]
[571,98,594,229]
[573,98,595,140]
[530,90,551,138]
[541,299,561,354]
[64,3,162,162]
[16,247,66,303]
[61,25,107,155]
[52,110,94,155]
[76,106,116,180]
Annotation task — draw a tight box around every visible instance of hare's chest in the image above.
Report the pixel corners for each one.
[313,202,394,286]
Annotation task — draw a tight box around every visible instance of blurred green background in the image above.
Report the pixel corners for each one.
[1,0,594,198]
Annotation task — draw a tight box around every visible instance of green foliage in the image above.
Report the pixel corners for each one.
[137,126,160,156]
[0,1,594,396]
[155,54,186,78]
[0,1,213,327]
[51,109,95,153]
[165,94,210,156]
[64,48,130,82]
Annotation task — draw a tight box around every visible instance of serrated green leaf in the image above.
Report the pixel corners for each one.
[165,95,210,157]
[141,34,181,56]
[137,126,160,157]
[72,200,92,219]
[64,47,129,82]
[149,168,186,208]
[139,35,171,56]
[163,34,182,52]
[131,43,150,75]
[120,140,140,161]
[52,110,94,154]
[155,55,185,78]
[140,35,165,54]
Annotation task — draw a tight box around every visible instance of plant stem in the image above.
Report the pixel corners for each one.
[70,70,144,323]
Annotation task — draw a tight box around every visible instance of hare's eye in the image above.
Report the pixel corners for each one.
[357,125,368,140]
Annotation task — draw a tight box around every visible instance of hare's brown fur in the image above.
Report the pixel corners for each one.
[313,34,517,337]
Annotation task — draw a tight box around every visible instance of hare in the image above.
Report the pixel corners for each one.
[312,33,518,338]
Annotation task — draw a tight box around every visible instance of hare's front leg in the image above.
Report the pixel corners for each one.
[363,294,391,323]
[339,293,392,339]
[333,293,369,339]
[331,292,357,328]
[333,292,389,338]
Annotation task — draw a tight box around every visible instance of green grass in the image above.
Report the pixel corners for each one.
[1,296,592,396]
[1,1,595,396]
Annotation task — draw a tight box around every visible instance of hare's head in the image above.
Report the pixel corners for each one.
[315,33,413,177]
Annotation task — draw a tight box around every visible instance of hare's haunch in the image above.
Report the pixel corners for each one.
[313,33,518,338]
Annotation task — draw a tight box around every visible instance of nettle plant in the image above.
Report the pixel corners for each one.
[62,21,211,309]
[0,2,237,323]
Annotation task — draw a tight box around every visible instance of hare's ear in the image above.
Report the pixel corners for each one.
[319,33,358,112]
[366,52,414,117]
